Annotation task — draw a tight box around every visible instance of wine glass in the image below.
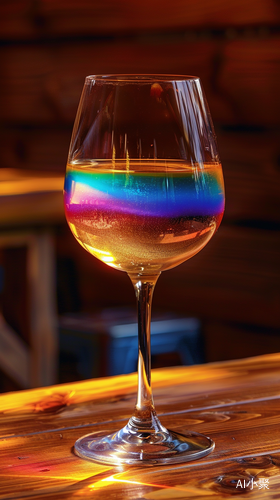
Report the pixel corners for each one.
[64,75,225,466]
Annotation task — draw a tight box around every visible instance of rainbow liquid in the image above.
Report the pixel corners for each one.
[64,160,225,275]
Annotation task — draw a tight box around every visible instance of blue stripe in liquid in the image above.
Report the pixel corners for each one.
[65,169,225,217]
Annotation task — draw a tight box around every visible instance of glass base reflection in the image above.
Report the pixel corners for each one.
[74,424,215,466]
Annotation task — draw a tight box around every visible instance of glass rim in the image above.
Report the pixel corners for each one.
[85,74,200,83]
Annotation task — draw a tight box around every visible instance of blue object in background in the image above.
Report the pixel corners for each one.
[108,317,202,375]
[59,312,203,380]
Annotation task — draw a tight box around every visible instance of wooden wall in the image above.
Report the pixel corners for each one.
[0,0,280,365]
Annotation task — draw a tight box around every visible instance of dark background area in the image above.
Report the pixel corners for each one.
[0,0,279,390]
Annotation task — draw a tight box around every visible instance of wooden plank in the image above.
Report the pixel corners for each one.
[0,354,280,435]
[0,455,279,499]
[0,36,279,126]
[0,0,279,40]
[0,374,280,438]
[0,401,280,467]
[0,354,280,498]
[3,353,280,412]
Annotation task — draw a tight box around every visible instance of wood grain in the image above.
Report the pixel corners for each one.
[0,354,280,434]
[0,353,279,499]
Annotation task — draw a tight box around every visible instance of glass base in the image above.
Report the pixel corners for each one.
[74,424,215,466]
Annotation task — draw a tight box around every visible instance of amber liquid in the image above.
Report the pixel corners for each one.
[64,160,224,275]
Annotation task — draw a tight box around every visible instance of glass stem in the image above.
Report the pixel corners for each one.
[128,273,167,434]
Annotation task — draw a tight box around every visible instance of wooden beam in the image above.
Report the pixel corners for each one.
[0,0,279,40]
[0,36,279,126]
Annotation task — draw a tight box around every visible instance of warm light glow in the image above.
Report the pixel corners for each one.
[2,353,277,413]
[89,475,142,490]
[0,463,110,482]
[84,246,111,256]
[68,222,79,238]
[0,366,242,413]
[82,244,115,262]
[88,473,196,494]
[100,255,115,263]
[0,174,64,196]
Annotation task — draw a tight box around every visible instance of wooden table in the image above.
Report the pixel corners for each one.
[0,353,280,498]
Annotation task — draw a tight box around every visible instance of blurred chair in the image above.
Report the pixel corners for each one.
[59,310,203,379]
[108,316,202,375]
[0,168,64,388]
